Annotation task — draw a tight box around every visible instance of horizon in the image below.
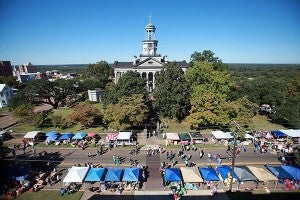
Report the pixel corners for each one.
[1,0,300,65]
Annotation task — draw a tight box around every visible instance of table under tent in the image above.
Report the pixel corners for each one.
[84,168,106,192]
[247,166,278,189]
[216,165,238,189]
[165,133,180,145]
[122,167,140,191]
[63,166,89,193]
[180,167,203,190]
[266,165,299,190]
[164,168,182,186]
[199,167,220,189]
[233,166,258,189]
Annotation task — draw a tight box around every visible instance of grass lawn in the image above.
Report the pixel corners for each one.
[16,190,84,200]
[250,115,286,131]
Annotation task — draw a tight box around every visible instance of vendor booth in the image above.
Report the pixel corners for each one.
[266,165,294,180]
[179,133,191,145]
[216,165,238,188]
[24,131,46,146]
[164,168,182,186]
[63,167,89,184]
[105,133,118,147]
[180,167,203,190]
[122,168,140,191]
[211,131,233,140]
[72,132,87,140]
[247,166,278,188]
[116,131,133,146]
[165,133,180,145]
[234,166,258,189]
[280,165,300,181]
[104,168,123,182]
[189,131,206,144]
[84,168,105,182]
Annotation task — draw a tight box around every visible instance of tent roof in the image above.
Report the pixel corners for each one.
[199,167,220,181]
[166,133,180,141]
[189,131,204,139]
[122,168,140,182]
[59,133,73,140]
[271,130,286,138]
[85,168,105,182]
[179,133,191,141]
[63,167,89,183]
[24,131,44,139]
[234,166,258,182]
[46,131,59,137]
[117,131,132,140]
[211,131,233,139]
[72,132,87,140]
[164,168,182,182]
[280,130,300,138]
[266,165,294,179]
[180,167,203,183]
[247,166,277,182]
[281,166,300,181]
[216,165,238,180]
[46,135,58,142]
[105,133,118,141]
[104,168,122,182]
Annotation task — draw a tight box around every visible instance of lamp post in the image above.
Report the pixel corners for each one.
[229,121,241,192]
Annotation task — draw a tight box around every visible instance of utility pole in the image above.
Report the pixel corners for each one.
[229,121,241,192]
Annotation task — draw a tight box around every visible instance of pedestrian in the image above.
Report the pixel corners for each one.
[47,177,52,186]
[12,149,16,158]
[32,147,36,157]
[217,156,222,166]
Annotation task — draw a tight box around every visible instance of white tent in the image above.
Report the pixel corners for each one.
[117,131,132,140]
[24,131,43,139]
[180,167,203,183]
[63,167,89,183]
[211,131,233,140]
[166,133,180,141]
[245,133,254,139]
[280,129,300,138]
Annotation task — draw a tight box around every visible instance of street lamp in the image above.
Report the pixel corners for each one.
[228,121,241,192]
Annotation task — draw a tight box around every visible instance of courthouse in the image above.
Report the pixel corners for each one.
[113,19,188,92]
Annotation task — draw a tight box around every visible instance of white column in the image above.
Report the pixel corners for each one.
[153,72,156,89]
[146,72,149,91]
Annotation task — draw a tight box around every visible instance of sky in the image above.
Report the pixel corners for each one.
[0,0,300,65]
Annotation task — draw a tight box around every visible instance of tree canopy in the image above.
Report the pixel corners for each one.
[153,62,190,121]
[103,71,147,105]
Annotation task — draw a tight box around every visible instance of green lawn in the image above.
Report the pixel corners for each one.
[16,190,84,200]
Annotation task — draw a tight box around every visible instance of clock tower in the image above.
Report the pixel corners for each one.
[142,17,158,57]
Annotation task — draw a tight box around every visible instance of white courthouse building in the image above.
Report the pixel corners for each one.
[113,19,188,92]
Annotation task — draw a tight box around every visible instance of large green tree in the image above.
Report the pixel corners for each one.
[82,61,114,90]
[12,79,83,109]
[153,62,190,121]
[103,94,149,130]
[103,71,147,105]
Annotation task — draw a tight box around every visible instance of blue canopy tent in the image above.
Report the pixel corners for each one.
[85,168,106,182]
[73,132,87,140]
[271,130,286,138]
[104,168,123,182]
[217,165,238,180]
[281,166,300,181]
[46,135,58,142]
[59,133,73,140]
[266,165,294,180]
[46,131,59,137]
[122,168,140,182]
[164,168,182,182]
[199,167,220,181]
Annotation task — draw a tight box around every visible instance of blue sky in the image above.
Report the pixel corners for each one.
[0,0,299,65]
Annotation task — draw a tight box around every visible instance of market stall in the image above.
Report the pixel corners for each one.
[234,166,258,189]
[165,133,180,145]
[180,167,203,190]
[24,131,46,146]
[247,166,278,189]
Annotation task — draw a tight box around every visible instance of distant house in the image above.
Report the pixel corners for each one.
[0,84,14,108]
[88,89,102,102]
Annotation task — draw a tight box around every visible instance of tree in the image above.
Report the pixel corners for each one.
[12,79,83,109]
[190,50,220,63]
[12,103,34,122]
[103,71,147,105]
[67,102,102,129]
[186,55,235,128]
[82,61,114,89]
[103,94,149,130]
[153,62,190,121]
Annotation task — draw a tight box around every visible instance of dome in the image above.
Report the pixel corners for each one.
[145,23,156,31]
